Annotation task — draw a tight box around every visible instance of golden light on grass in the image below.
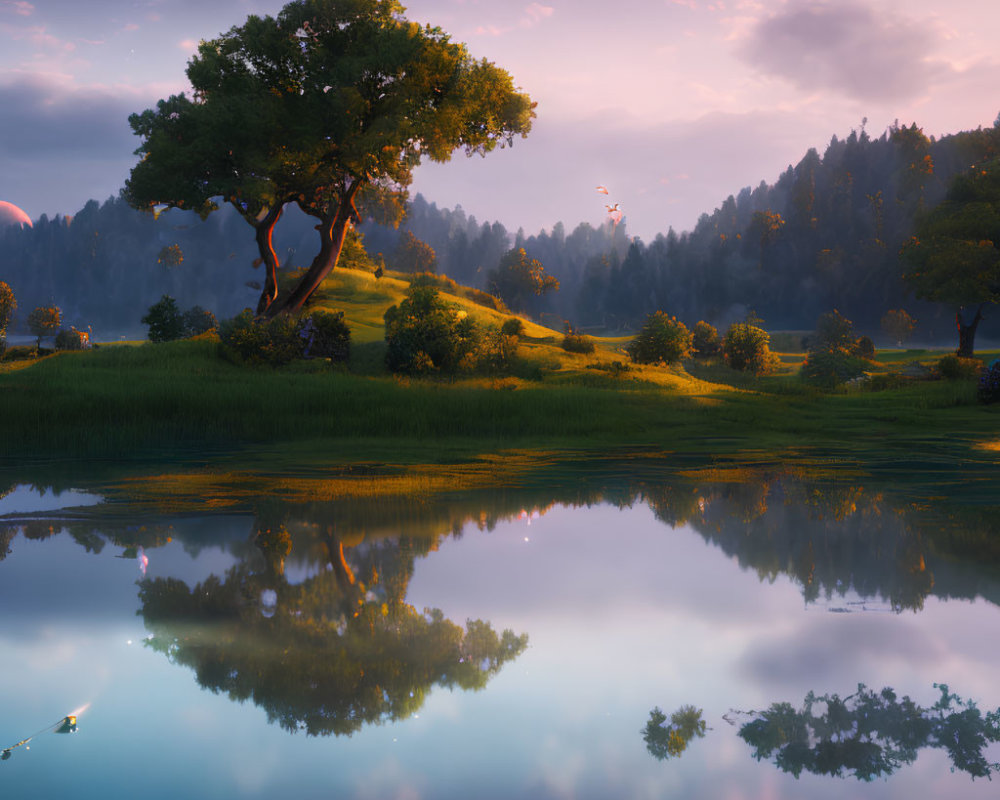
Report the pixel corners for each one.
[975,440,1000,453]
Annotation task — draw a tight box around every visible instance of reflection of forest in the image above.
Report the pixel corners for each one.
[138,528,528,736]
[3,464,999,618]
[735,683,1000,780]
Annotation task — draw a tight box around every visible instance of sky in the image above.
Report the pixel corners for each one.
[0,0,998,242]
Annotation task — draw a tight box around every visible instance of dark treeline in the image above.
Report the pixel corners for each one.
[3,120,1000,341]
[0,197,360,338]
[365,120,1000,341]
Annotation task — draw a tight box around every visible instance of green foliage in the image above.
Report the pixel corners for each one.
[814,309,855,352]
[298,310,350,362]
[54,328,86,351]
[643,705,707,761]
[392,230,437,274]
[626,312,693,365]
[488,248,559,313]
[853,335,876,359]
[881,309,917,346]
[477,326,519,374]
[802,311,874,387]
[219,310,305,366]
[500,317,524,338]
[691,320,720,358]
[383,285,479,374]
[2,345,36,362]
[938,354,983,380]
[561,333,595,354]
[141,295,185,343]
[723,323,778,375]
[738,683,1000,781]
[27,305,62,347]
[801,349,870,388]
[0,281,15,347]
[126,0,534,315]
[182,306,217,337]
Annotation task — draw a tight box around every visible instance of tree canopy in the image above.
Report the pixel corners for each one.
[901,158,1000,355]
[125,0,534,316]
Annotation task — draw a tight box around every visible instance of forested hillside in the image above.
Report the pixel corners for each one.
[3,119,999,343]
[364,121,1000,342]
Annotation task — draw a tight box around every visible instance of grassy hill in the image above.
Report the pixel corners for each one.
[0,267,997,503]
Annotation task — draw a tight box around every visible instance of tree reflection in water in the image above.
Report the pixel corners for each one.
[735,683,1000,780]
[642,705,707,760]
[138,526,528,736]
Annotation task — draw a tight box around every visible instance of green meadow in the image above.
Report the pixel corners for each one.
[1,267,997,507]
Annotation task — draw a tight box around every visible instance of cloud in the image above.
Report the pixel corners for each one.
[0,1,33,16]
[0,72,139,160]
[738,0,948,102]
[520,3,553,28]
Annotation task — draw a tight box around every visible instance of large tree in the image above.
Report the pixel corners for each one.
[125,0,534,317]
[901,159,1000,356]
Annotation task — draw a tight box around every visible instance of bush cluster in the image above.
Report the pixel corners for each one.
[142,295,218,343]
[384,285,479,374]
[978,361,1000,404]
[627,312,693,365]
[561,333,595,354]
[54,328,87,351]
[220,310,350,367]
[938,354,983,380]
[691,321,721,358]
[723,323,778,375]
[801,311,877,388]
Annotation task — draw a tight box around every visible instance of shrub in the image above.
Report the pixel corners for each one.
[723,323,778,374]
[801,349,869,388]
[464,287,507,312]
[852,335,876,360]
[500,317,524,338]
[561,333,595,354]
[477,326,519,373]
[691,321,720,358]
[220,310,304,366]
[938,354,983,380]
[978,361,1000,404]
[54,328,86,351]
[182,306,217,337]
[3,344,36,361]
[814,310,855,352]
[142,295,185,343]
[626,312,693,365]
[384,285,478,374]
[28,305,62,347]
[298,310,350,362]
[0,281,15,352]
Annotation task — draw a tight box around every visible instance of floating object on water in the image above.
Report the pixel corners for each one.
[137,547,148,577]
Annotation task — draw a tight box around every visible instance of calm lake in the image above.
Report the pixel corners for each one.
[1,465,998,799]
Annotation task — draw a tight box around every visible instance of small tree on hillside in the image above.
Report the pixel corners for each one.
[392,231,437,274]
[723,322,778,375]
[487,248,559,314]
[626,312,693,365]
[142,295,185,343]
[691,321,721,358]
[28,305,61,348]
[0,281,16,354]
[881,309,917,347]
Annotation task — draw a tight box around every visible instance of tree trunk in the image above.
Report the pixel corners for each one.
[253,205,284,315]
[956,304,984,357]
[264,182,362,319]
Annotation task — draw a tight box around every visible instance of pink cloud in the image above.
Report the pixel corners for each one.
[0,1,33,16]
[520,3,554,27]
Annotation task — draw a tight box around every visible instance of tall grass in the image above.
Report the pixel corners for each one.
[2,337,995,471]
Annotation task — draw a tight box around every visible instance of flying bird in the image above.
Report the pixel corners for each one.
[595,185,609,195]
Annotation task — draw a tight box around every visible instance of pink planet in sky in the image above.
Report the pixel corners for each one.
[0,201,32,229]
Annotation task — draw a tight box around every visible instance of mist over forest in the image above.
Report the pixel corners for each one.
[2,119,999,345]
